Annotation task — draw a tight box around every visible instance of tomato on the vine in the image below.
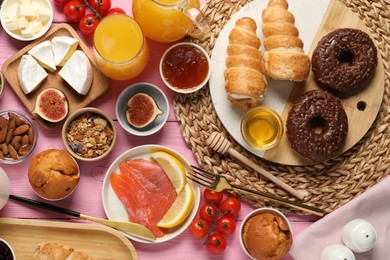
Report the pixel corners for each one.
[216,216,236,235]
[206,234,226,254]
[64,0,86,22]
[220,197,241,217]
[107,7,126,15]
[189,219,209,238]
[87,0,111,17]
[79,14,99,37]
[204,189,223,206]
[199,204,217,222]
[54,0,71,5]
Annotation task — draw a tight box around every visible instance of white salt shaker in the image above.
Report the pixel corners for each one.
[342,219,377,253]
[321,244,355,260]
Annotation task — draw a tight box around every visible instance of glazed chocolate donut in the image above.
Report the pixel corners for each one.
[286,89,348,162]
[312,28,377,93]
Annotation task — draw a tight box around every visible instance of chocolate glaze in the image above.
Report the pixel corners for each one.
[312,28,377,93]
[286,89,348,162]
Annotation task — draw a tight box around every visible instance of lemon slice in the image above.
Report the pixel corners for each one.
[157,183,194,228]
[151,151,186,194]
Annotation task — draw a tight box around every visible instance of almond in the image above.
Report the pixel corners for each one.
[14,124,29,135]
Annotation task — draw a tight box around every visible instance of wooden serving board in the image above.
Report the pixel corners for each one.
[263,0,384,165]
[0,218,138,259]
[2,24,110,130]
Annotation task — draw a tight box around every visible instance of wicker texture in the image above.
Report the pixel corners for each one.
[173,0,390,214]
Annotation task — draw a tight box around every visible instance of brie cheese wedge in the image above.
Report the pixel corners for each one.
[18,54,48,94]
[28,40,56,72]
[59,50,93,95]
[51,36,79,67]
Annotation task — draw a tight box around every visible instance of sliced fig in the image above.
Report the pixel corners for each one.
[126,93,163,128]
[34,88,68,123]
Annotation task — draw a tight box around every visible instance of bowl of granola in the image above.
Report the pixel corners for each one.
[61,107,116,162]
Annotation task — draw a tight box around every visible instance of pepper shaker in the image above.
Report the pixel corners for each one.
[342,219,377,253]
[321,244,355,260]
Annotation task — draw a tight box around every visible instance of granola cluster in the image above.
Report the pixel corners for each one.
[66,112,114,158]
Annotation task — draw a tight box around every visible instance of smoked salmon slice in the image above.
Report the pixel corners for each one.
[110,158,177,238]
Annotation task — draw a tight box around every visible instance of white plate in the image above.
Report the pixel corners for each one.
[209,0,330,159]
[102,145,200,243]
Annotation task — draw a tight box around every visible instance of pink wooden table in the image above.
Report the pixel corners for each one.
[0,1,318,259]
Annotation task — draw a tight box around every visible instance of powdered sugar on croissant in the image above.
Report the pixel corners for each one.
[225,17,267,110]
[262,0,310,82]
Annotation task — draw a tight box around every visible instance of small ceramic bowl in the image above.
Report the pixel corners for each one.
[160,42,211,94]
[0,0,53,41]
[62,107,117,162]
[0,167,10,210]
[239,208,293,260]
[116,82,169,136]
[0,110,38,164]
[0,238,16,260]
[241,106,284,150]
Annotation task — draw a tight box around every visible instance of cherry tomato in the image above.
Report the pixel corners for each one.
[189,219,209,238]
[79,14,99,37]
[199,204,217,222]
[54,0,71,5]
[107,7,126,15]
[64,0,86,22]
[216,216,236,235]
[206,234,226,254]
[220,197,241,217]
[87,0,111,17]
[204,189,223,206]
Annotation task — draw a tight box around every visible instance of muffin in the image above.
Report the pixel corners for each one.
[242,211,293,260]
[28,149,80,200]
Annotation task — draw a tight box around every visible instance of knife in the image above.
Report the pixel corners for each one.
[9,194,156,240]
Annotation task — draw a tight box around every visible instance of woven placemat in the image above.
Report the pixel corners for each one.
[174,0,390,214]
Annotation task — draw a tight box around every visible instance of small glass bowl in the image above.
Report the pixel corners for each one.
[239,208,293,260]
[0,238,15,260]
[160,42,211,94]
[62,107,116,162]
[0,110,38,164]
[241,106,284,150]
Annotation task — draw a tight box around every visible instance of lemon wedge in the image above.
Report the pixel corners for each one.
[157,183,194,228]
[151,151,186,194]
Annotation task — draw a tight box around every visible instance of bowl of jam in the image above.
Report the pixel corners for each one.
[0,238,15,260]
[160,42,211,94]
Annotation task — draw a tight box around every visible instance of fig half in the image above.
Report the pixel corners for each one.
[126,93,163,128]
[34,88,69,123]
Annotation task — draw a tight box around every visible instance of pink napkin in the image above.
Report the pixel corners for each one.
[290,175,390,260]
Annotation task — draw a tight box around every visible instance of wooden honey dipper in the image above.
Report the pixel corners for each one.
[206,132,306,200]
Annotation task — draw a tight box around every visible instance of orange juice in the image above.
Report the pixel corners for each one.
[93,14,149,80]
[132,0,201,42]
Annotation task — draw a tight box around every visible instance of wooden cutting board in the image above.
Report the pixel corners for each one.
[263,0,384,165]
[0,218,138,259]
[2,24,110,130]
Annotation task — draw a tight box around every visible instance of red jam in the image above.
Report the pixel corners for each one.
[162,44,209,90]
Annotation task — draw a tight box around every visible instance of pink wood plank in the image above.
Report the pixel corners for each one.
[0,0,317,259]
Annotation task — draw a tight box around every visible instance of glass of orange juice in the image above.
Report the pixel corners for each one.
[132,0,210,43]
[93,14,149,80]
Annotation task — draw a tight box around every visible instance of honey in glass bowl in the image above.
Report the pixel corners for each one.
[241,106,283,150]
[93,14,149,80]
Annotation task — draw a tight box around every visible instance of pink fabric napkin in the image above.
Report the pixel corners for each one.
[290,175,390,260]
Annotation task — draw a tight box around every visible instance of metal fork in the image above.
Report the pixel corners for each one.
[189,166,325,217]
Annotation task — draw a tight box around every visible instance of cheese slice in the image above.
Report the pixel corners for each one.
[28,40,56,72]
[18,54,48,94]
[59,50,93,95]
[51,36,79,67]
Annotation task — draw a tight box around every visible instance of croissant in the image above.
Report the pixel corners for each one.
[262,0,310,82]
[225,17,267,110]
[33,242,92,260]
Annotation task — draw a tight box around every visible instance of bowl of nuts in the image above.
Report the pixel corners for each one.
[61,107,116,162]
[0,110,38,164]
